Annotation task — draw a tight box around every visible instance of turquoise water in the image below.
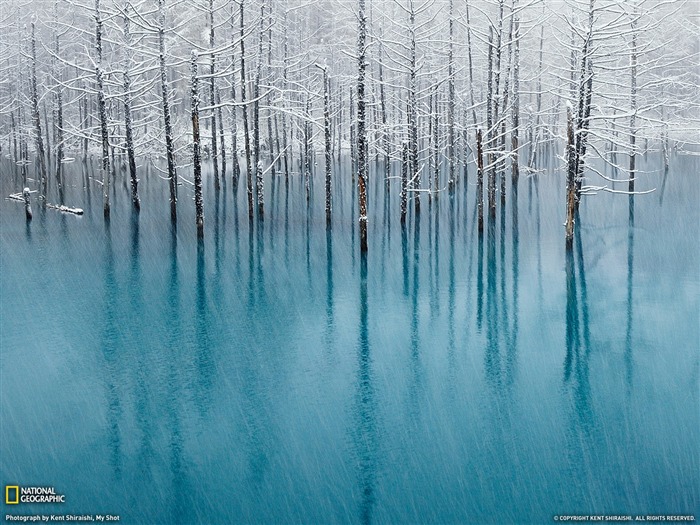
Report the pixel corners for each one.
[1,154,698,524]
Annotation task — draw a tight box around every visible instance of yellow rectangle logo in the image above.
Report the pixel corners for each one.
[5,485,19,504]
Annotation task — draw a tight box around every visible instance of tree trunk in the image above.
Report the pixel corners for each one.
[565,105,576,245]
[401,140,408,225]
[239,0,254,220]
[123,3,139,210]
[191,51,204,238]
[322,67,332,227]
[357,0,368,253]
[408,1,419,214]
[629,7,638,192]
[254,3,265,218]
[92,7,111,218]
[511,13,520,188]
[30,23,48,205]
[208,0,220,191]
[477,128,484,233]
[158,0,178,223]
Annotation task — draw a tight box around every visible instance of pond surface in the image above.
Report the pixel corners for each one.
[1,153,698,524]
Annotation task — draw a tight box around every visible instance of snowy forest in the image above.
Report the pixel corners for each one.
[0,0,697,243]
[2,2,699,523]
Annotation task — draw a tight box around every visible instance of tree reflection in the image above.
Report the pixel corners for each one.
[625,196,635,391]
[352,253,377,525]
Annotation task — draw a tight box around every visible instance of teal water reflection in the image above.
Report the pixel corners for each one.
[1,154,698,523]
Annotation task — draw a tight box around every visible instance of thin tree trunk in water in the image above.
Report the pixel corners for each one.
[239,0,253,220]
[350,88,356,181]
[378,36,390,192]
[576,58,593,204]
[191,51,204,238]
[486,26,495,217]
[574,0,594,202]
[401,141,408,225]
[158,0,177,223]
[304,97,311,204]
[408,1,419,213]
[92,7,111,218]
[465,0,477,127]
[208,0,220,191]
[629,6,637,192]
[10,112,18,179]
[321,66,332,227]
[254,4,265,218]
[565,105,576,246]
[266,5,276,180]
[229,4,240,184]
[81,85,88,162]
[24,188,33,221]
[511,12,520,188]
[477,128,484,233]
[281,12,290,180]
[499,2,515,205]
[492,0,505,208]
[528,23,544,172]
[357,0,368,253]
[337,88,342,162]
[43,103,51,178]
[30,23,48,205]
[217,87,226,179]
[123,3,139,210]
[432,90,439,195]
[447,0,455,193]
[428,90,434,198]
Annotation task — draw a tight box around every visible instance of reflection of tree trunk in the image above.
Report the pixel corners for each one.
[412,210,422,364]
[499,196,510,355]
[625,197,635,389]
[564,239,579,383]
[485,216,499,387]
[507,183,519,384]
[447,200,455,355]
[477,129,484,234]
[324,229,335,351]
[574,211,590,353]
[354,252,376,525]
[194,239,214,418]
[477,224,484,332]
[564,214,593,438]
[102,223,122,477]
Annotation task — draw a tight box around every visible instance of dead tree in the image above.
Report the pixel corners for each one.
[477,128,484,233]
[158,0,178,223]
[122,3,139,210]
[357,0,368,253]
[208,0,220,191]
[566,104,576,245]
[29,23,48,205]
[629,4,638,192]
[447,0,455,193]
[317,64,332,227]
[191,51,204,238]
[93,4,111,218]
[239,0,254,220]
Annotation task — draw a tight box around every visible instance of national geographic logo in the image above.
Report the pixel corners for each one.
[5,486,65,504]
